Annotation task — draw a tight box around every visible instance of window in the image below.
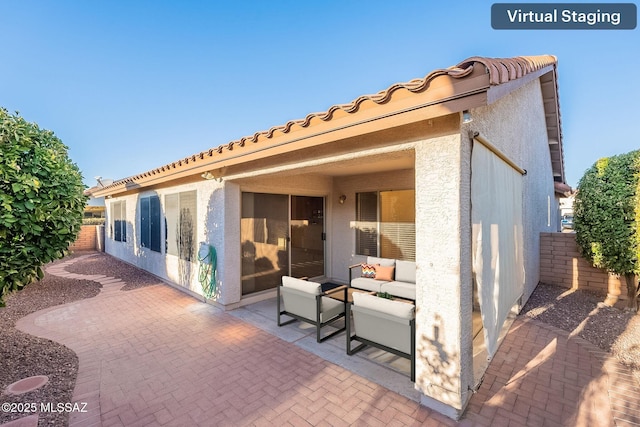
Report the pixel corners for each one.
[111,201,127,242]
[355,190,415,261]
[140,195,161,252]
[165,191,197,260]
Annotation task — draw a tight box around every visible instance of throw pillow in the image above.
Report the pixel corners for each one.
[361,263,376,278]
[374,265,395,281]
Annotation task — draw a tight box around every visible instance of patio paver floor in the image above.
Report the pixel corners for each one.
[9,254,640,426]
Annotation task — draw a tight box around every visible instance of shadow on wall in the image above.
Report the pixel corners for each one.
[417,314,461,412]
[127,190,198,291]
[177,206,195,288]
[201,187,225,301]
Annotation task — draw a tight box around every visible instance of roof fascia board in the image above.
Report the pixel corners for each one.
[93,92,488,197]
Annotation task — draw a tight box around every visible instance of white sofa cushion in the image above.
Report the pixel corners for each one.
[366,256,396,267]
[395,260,416,284]
[350,277,385,293]
[352,292,414,319]
[282,276,321,295]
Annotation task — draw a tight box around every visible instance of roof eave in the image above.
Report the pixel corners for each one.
[92,55,563,197]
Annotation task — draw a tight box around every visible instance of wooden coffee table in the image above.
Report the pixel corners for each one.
[328,287,375,303]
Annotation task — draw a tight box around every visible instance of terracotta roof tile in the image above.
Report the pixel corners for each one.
[456,55,557,85]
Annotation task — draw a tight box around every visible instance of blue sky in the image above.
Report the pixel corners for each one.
[1,1,637,188]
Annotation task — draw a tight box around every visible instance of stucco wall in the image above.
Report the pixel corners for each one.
[105,178,229,303]
[330,168,415,283]
[412,78,558,417]
[414,132,471,417]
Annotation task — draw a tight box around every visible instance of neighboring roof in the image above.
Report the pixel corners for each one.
[554,182,573,196]
[91,55,564,197]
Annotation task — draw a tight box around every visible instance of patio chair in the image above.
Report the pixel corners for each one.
[277,276,348,342]
[347,292,416,381]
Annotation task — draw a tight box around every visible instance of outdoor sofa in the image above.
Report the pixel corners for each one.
[348,256,416,300]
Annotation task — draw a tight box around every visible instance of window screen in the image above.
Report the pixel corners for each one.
[112,201,126,242]
[165,191,197,260]
[140,195,161,252]
[356,192,378,257]
[355,190,415,261]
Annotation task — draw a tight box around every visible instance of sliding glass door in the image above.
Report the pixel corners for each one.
[241,193,289,295]
[241,193,325,296]
[290,196,324,279]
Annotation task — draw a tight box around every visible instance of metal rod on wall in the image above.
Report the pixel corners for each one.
[470,131,527,176]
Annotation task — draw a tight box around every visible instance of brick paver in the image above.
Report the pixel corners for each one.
[9,254,640,426]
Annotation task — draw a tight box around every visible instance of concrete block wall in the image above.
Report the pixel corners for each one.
[69,225,104,251]
[539,232,626,299]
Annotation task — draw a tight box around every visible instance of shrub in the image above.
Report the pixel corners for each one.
[574,150,640,311]
[0,108,87,305]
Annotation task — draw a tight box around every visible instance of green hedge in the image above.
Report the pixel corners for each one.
[574,149,640,310]
[0,108,87,305]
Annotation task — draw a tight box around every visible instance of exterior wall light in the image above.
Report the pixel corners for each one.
[462,110,473,124]
[201,167,227,182]
[338,194,347,204]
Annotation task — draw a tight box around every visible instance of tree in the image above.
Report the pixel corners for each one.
[0,108,87,306]
[574,150,640,312]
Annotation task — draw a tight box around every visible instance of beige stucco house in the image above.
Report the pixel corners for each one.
[90,55,565,418]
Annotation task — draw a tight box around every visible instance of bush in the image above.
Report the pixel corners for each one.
[574,150,640,311]
[0,108,87,305]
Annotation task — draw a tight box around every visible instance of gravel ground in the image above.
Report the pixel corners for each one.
[521,282,640,385]
[1,253,639,426]
[64,251,165,291]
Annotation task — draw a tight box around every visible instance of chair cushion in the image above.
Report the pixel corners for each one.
[374,265,395,281]
[352,292,414,319]
[361,263,376,278]
[282,276,321,295]
[395,260,416,284]
[366,256,395,267]
[320,296,345,321]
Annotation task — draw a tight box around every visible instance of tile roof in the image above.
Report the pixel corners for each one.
[458,56,557,85]
[93,55,561,194]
